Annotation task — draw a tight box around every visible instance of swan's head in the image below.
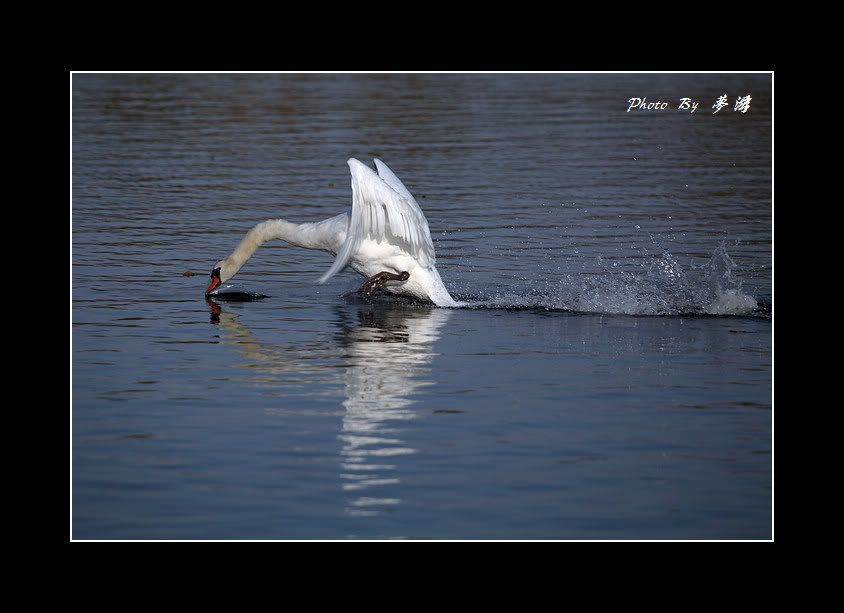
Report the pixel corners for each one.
[205,258,235,295]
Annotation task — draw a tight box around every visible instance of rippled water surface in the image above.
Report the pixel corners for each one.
[72,74,772,539]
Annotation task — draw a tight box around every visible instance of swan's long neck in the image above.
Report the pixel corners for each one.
[223,217,342,279]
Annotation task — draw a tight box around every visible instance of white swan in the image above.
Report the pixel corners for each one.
[206,158,459,307]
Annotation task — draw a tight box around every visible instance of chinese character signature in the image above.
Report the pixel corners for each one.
[713,94,752,114]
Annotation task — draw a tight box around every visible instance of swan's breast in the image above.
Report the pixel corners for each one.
[349,239,456,305]
[351,239,416,276]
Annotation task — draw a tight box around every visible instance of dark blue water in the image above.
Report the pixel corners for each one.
[72,73,772,539]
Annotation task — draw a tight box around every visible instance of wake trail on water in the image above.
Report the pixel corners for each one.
[452,243,766,317]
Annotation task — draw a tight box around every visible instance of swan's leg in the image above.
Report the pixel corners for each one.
[358,271,410,296]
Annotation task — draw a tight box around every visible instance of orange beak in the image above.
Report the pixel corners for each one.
[205,274,221,295]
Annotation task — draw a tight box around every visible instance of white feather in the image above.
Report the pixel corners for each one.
[211,159,459,306]
[318,158,436,284]
[374,158,419,207]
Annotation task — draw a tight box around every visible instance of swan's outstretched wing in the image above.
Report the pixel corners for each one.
[373,158,419,208]
[318,158,435,283]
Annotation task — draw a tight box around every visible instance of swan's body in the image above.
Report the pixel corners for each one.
[207,158,459,307]
[214,213,455,306]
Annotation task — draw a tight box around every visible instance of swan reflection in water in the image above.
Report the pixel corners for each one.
[333,301,451,516]
[206,296,451,517]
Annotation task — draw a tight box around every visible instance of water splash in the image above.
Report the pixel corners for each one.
[456,243,763,317]
[702,243,760,315]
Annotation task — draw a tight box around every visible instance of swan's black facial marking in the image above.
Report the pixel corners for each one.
[206,267,223,295]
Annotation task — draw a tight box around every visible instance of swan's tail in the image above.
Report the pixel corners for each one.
[427,268,463,307]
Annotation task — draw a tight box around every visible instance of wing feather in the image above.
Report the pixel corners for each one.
[374,158,419,207]
[400,212,409,242]
[318,158,436,284]
[374,202,385,238]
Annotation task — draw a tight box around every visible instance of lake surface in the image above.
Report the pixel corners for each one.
[72,73,772,540]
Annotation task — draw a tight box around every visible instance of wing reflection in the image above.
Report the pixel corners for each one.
[333,302,451,516]
[206,297,450,517]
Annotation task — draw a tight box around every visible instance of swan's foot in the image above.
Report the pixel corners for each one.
[358,271,410,297]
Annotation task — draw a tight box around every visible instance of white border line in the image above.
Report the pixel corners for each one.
[70,71,774,542]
